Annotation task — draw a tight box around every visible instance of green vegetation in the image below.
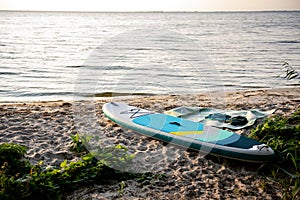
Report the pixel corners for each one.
[250,108,300,199]
[250,61,299,199]
[0,135,162,200]
[70,133,136,169]
[69,132,88,154]
[282,62,299,82]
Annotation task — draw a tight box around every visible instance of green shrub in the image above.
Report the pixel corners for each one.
[282,62,299,81]
[250,108,300,199]
[250,109,300,166]
[0,142,137,200]
[0,143,31,176]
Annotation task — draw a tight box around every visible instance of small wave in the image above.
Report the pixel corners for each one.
[66,65,84,68]
[92,92,156,97]
[109,65,134,70]
[134,48,151,51]
[240,85,268,89]
[276,40,300,44]
[0,72,19,75]
[65,65,133,70]
[1,56,17,59]
[0,51,17,54]
[29,69,52,73]
[19,92,75,97]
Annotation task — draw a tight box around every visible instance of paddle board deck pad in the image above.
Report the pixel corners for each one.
[103,102,275,162]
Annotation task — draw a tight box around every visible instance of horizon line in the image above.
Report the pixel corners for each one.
[0,9,299,13]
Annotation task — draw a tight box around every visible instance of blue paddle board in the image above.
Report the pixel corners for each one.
[103,102,274,162]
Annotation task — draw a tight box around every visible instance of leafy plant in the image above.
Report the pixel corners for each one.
[70,132,136,170]
[118,181,125,197]
[0,139,162,200]
[0,142,138,200]
[136,172,166,185]
[250,108,300,199]
[281,62,299,82]
[0,143,31,176]
[250,109,300,162]
[91,144,136,170]
[69,133,89,154]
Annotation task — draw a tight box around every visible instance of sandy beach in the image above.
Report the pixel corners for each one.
[1,87,299,199]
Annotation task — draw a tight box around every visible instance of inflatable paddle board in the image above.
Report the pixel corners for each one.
[103,102,274,162]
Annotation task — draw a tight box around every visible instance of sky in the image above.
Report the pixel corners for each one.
[0,0,299,12]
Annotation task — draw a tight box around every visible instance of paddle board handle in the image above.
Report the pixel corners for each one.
[169,121,182,126]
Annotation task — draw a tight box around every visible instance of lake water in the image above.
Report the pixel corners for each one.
[0,11,299,101]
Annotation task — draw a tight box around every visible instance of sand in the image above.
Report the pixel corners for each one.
[1,87,299,199]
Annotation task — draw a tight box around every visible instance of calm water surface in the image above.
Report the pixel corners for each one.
[0,11,299,101]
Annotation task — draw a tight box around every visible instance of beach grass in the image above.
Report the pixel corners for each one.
[0,139,161,200]
[250,108,300,199]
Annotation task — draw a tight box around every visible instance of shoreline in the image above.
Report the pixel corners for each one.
[1,87,299,199]
[1,86,298,105]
